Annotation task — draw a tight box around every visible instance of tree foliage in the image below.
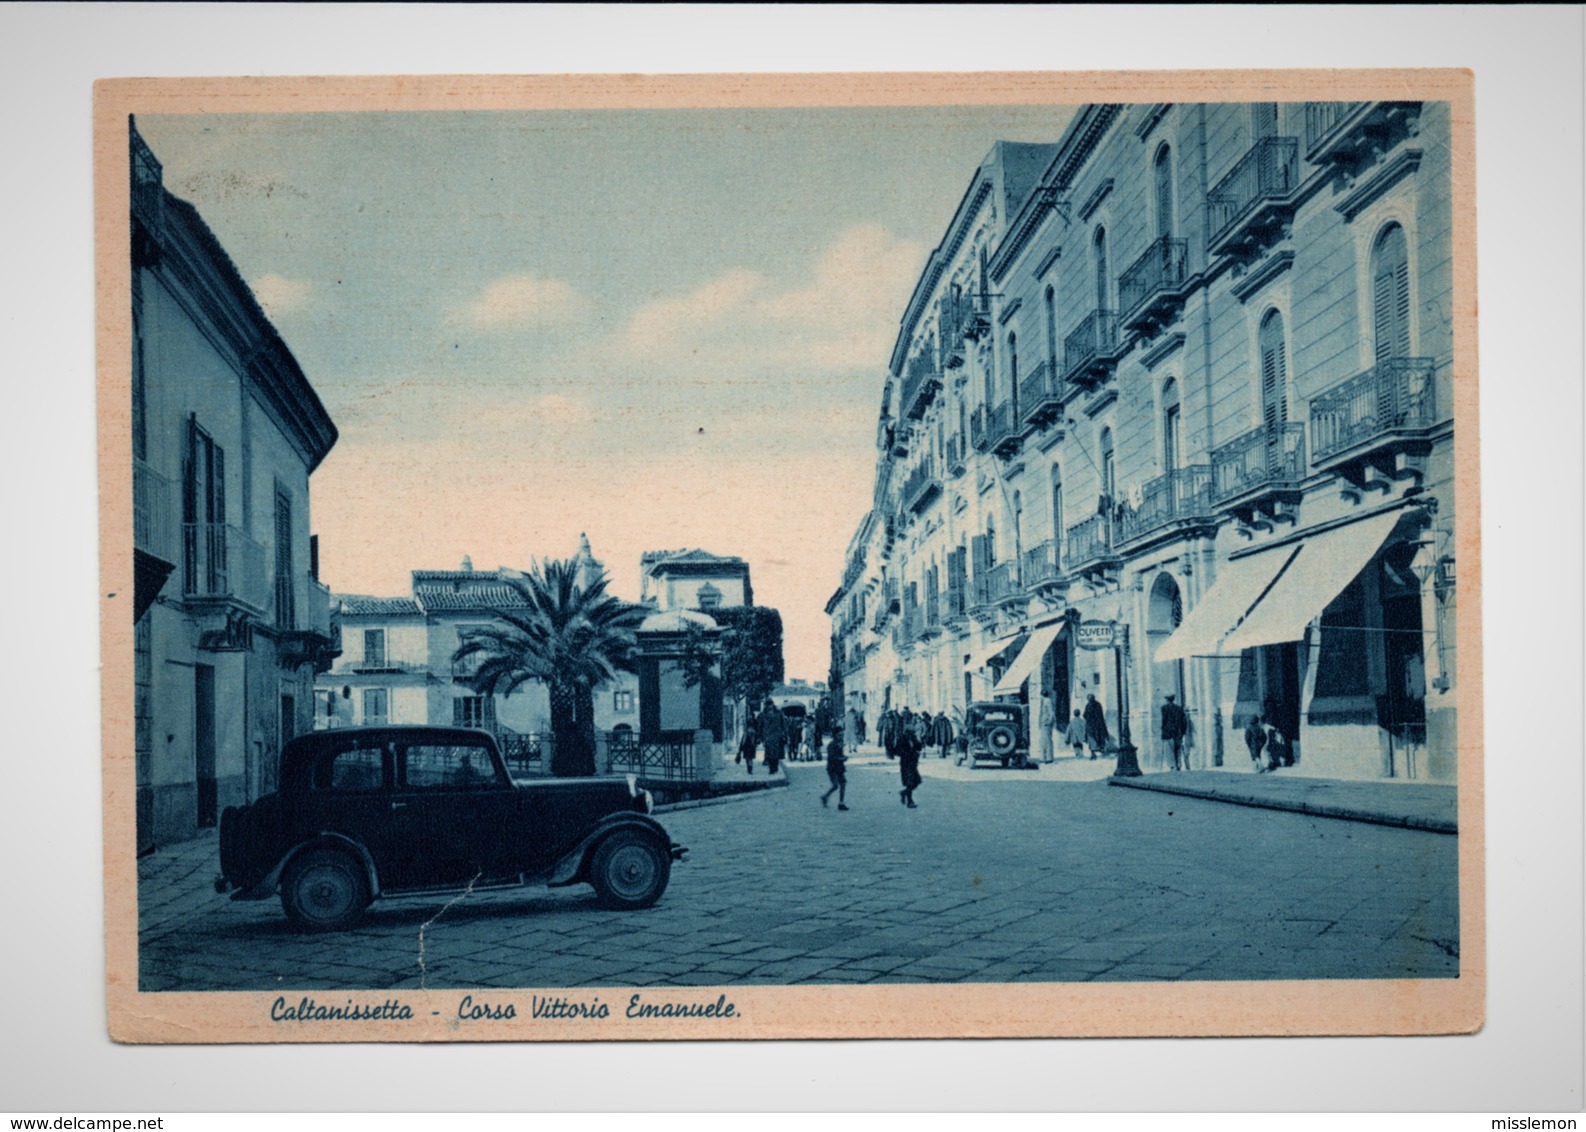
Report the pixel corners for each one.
[690,605,784,706]
[453,559,647,776]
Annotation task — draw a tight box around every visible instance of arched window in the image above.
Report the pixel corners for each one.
[1154,144,1175,239]
[1162,377,1182,472]
[1044,285,1058,378]
[1258,310,1289,429]
[1371,223,1412,362]
[1094,227,1110,312]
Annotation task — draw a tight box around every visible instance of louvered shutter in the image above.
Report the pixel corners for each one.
[1254,103,1278,139]
[1259,313,1288,428]
[1155,147,1174,238]
[1373,226,1412,362]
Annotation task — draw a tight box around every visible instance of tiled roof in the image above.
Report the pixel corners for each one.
[336,595,421,617]
[414,583,531,611]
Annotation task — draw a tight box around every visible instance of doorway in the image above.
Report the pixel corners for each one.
[194,664,217,828]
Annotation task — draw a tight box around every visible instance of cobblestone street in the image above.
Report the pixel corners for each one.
[139,756,1459,992]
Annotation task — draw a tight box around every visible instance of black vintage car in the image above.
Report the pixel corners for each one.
[956,701,1037,769]
[216,726,686,931]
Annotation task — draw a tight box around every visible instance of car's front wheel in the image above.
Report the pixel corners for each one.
[589,831,670,910]
[281,847,370,932]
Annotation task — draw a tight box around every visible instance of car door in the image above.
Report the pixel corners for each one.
[301,736,394,857]
[384,737,521,889]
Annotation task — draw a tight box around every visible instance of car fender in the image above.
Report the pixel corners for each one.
[546,813,678,888]
[235,832,381,902]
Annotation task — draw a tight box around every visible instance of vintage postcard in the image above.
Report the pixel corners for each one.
[98,69,1481,1042]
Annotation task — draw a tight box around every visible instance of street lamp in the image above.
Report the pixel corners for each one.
[1112,623,1142,778]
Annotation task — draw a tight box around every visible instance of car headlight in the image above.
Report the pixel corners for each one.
[642,789,654,814]
[626,773,638,797]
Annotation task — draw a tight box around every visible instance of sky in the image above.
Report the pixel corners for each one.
[137,105,1075,680]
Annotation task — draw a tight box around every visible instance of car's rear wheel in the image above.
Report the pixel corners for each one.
[281,847,370,932]
[590,831,670,910]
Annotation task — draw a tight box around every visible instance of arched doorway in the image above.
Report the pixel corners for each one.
[1147,572,1186,769]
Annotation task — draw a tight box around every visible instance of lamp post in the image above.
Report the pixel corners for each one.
[1112,623,1142,777]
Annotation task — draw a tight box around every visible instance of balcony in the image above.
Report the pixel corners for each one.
[1062,310,1123,389]
[1211,421,1307,521]
[1207,137,1300,259]
[945,582,968,622]
[1304,101,1421,171]
[973,562,1022,611]
[901,460,943,514]
[1119,237,1190,334]
[1021,541,1064,593]
[945,434,967,477]
[133,458,175,562]
[939,296,965,368]
[984,401,1023,459]
[900,355,941,421]
[921,591,943,638]
[1116,465,1215,549]
[961,295,992,342]
[131,130,165,240]
[1065,514,1121,579]
[969,405,991,453]
[182,523,269,611]
[1019,359,1066,429]
[1309,357,1439,490]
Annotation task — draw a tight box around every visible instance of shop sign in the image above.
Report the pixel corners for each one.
[1076,620,1117,650]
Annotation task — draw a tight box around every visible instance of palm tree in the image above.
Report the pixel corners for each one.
[453,559,647,777]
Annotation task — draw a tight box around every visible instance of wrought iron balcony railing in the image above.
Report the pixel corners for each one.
[1207,137,1300,256]
[985,400,1022,458]
[977,562,1020,606]
[1116,465,1214,547]
[900,354,941,421]
[1062,309,1121,388]
[1119,237,1189,332]
[182,522,269,609]
[970,405,991,453]
[939,296,965,367]
[1019,358,1065,428]
[133,458,175,562]
[1021,541,1063,589]
[1210,421,1307,506]
[131,130,165,235]
[901,460,943,514]
[945,434,967,476]
[1065,513,1119,574]
[1309,357,1440,466]
[1303,101,1368,157]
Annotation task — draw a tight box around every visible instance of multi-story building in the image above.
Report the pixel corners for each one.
[640,548,753,612]
[830,101,1458,782]
[317,539,641,751]
[131,120,340,850]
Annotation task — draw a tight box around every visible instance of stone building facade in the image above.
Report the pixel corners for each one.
[131,120,340,850]
[830,101,1458,782]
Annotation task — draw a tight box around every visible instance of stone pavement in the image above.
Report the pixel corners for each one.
[1110,768,1458,833]
[138,758,1460,991]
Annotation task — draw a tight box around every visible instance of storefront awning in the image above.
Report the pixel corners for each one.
[992,621,1067,695]
[964,632,1027,673]
[1154,544,1301,662]
[1219,510,1411,654]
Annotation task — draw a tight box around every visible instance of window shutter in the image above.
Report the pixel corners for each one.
[1259,315,1288,428]
[1254,103,1278,140]
[1373,225,1412,362]
[1155,148,1174,238]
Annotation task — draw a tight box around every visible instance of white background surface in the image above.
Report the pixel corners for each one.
[0,3,1579,1114]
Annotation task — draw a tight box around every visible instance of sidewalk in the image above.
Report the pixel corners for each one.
[1108,768,1458,833]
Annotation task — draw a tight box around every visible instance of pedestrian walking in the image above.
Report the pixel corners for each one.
[819,735,849,810]
[1083,693,1110,760]
[736,718,758,775]
[1064,709,1087,758]
[1160,693,1189,771]
[929,711,955,759]
[897,723,923,808]
[1037,697,1056,764]
[1264,716,1292,771]
[1244,712,1268,772]
[878,708,902,759]
[759,699,788,774]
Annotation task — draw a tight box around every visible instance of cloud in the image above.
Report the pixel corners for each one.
[251,273,312,319]
[618,225,926,373]
[463,275,587,329]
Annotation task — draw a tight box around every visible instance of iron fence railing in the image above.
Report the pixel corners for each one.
[500,730,555,776]
[1309,357,1439,464]
[985,400,1021,453]
[1021,540,1062,587]
[133,458,174,561]
[1117,465,1214,545]
[1062,310,1120,385]
[182,522,269,608]
[901,460,942,512]
[1119,237,1189,326]
[1211,421,1307,503]
[1208,137,1299,250]
[1304,101,1367,156]
[1065,513,1117,571]
[1019,359,1063,425]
